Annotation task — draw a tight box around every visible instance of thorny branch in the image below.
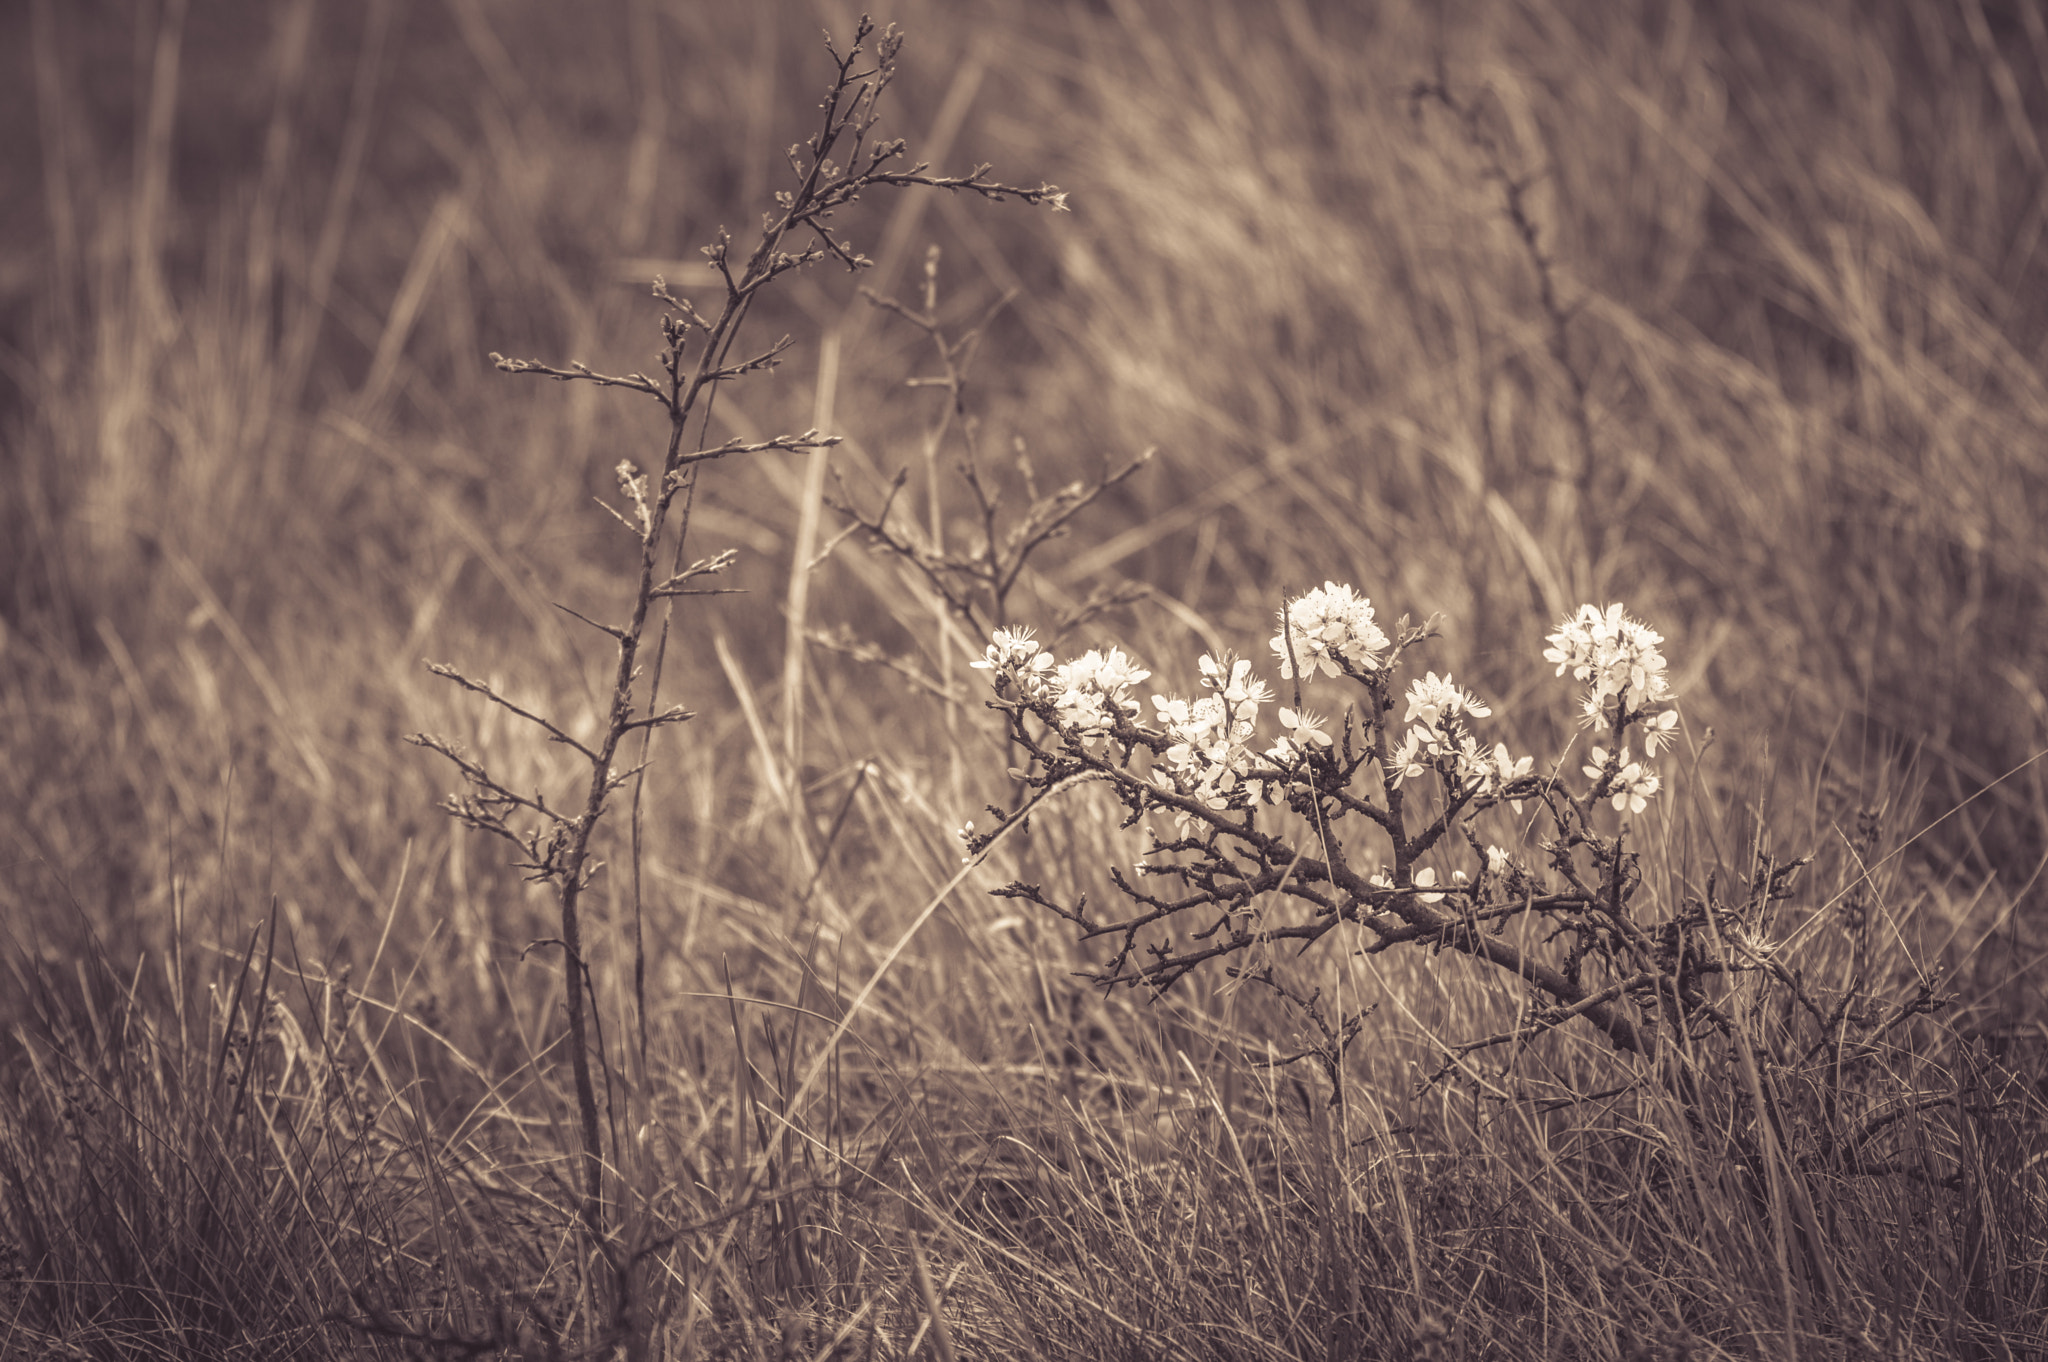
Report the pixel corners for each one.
[959,599,1818,1069]
[407,14,1068,1282]
[824,248,1151,647]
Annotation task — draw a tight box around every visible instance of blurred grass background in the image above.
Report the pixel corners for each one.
[2,0,2046,1356]
[5,0,2045,947]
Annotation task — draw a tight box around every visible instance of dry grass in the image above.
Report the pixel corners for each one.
[2,1,2046,1358]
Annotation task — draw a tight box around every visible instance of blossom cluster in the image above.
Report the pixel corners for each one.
[1049,647,1150,745]
[971,626,1056,697]
[971,627,1154,748]
[972,591,1680,847]
[1538,602,1681,810]
[1384,671,1534,809]
[1583,743,1660,814]
[1270,581,1389,680]
[1543,603,1679,749]
[1143,655,1262,832]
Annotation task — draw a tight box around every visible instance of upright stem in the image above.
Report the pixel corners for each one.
[555,866,606,1237]
[420,14,1067,1313]
[558,590,650,1241]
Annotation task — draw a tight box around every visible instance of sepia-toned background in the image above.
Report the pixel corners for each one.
[3,1,2045,1355]
[8,0,2044,964]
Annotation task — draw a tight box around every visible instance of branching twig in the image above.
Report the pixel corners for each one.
[407,16,1068,1318]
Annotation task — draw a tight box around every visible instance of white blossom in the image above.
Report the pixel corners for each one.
[1272,582,1389,681]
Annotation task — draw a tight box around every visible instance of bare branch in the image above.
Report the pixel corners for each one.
[488,353,666,399]
[419,665,600,763]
